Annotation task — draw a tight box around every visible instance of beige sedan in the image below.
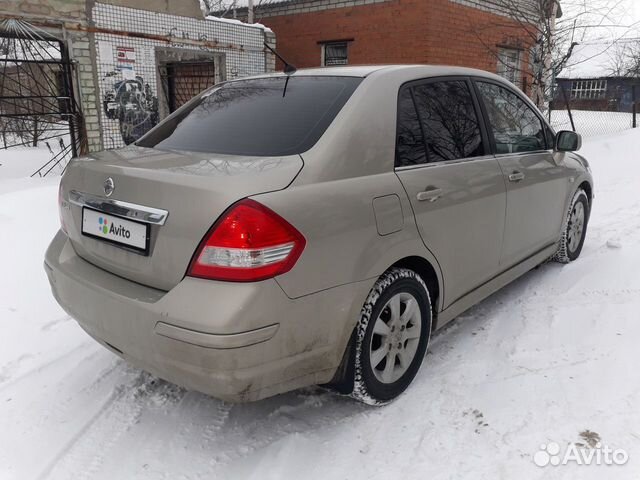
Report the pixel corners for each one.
[45,65,592,404]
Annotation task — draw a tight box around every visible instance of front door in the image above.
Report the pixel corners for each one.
[395,79,507,308]
[474,81,570,268]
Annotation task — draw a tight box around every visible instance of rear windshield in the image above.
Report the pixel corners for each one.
[137,76,362,157]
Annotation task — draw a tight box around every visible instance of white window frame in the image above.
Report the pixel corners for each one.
[321,41,349,67]
[570,79,607,100]
[497,48,522,87]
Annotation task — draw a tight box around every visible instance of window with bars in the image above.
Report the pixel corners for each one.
[322,42,349,67]
[571,80,607,100]
[497,48,521,86]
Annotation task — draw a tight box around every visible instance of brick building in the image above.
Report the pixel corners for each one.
[224,0,559,93]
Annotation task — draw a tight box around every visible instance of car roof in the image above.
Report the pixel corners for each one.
[236,64,507,82]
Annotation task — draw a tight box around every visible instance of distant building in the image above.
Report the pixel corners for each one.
[554,42,640,112]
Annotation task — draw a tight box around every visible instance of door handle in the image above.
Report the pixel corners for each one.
[416,187,443,202]
[508,171,525,182]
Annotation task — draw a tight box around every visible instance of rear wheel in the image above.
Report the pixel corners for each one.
[351,268,432,405]
[553,188,590,263]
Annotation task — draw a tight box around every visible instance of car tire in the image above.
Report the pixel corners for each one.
[350,267,432,405]
[552,188,590,264]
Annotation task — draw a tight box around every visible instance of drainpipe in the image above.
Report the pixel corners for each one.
[247,0,254,23]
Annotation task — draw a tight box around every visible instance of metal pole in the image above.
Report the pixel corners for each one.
[247,0,254,23]
[633,85,637,129]
[60,40,79,158]
[560,85,576,133]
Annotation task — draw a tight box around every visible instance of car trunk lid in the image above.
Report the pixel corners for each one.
[60,146,303,291]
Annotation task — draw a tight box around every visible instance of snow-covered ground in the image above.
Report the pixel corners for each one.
[0,141,68,180]
[1,131,639,480]
[0,146,53,179]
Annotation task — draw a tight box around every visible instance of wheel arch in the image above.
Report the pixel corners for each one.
[578,180,593,207]
[325,257,441,394]
[390,256,441,330]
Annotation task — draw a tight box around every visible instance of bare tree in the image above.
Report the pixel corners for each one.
[201,0,284,21]
[469,0,630,109]
[608,39,640,77]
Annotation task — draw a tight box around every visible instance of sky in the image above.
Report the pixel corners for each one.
[562,0,640,41]
[557,0,640,77]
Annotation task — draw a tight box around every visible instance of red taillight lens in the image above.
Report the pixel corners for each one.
[187,199,306,282]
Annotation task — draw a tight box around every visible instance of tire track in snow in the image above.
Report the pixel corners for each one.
[522,288,640,308]
[40,315,72,332]
[35,383,129,480]
[0,353,35,383]
[157,392,236,472]
[39,370,179,480]
[201,401,233,442]
[0,341,95,392]
[193,391,368,477]
[25,356,128,444]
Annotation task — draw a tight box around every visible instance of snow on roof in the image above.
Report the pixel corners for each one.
[211,0,293,6]
[205,14,273,33]
[558,42,618,79]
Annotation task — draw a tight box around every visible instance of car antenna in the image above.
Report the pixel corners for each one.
[263,42,297,98]
[263,42,297,75]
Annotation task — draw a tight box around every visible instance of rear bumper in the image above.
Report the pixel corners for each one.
[44,230,372,402]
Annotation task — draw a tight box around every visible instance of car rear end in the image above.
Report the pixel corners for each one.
[44,74,367,401]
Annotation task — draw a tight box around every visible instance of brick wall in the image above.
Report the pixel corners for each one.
[252,0,393,18]
[256,0,534,81]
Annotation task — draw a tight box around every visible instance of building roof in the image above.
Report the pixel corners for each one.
[209,0,562,19]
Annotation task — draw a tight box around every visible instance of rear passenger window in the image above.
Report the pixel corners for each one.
[476,82,547,154]
[396,88,427,167]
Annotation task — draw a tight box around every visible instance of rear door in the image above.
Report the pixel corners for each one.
[474,80,569,268]
[394,78,506,308]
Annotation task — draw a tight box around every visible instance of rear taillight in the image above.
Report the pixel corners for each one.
[58,182,67,234]
[187,199,306,282]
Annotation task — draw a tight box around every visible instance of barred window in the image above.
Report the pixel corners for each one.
[571,80,607,99]
[322,42,348,66]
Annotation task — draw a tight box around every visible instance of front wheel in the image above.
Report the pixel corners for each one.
[351,268,432,405]
[553,188,590,263]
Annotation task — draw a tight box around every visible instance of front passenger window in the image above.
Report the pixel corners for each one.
[477,82,546,154]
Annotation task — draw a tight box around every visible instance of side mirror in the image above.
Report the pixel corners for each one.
[555,130,582,152]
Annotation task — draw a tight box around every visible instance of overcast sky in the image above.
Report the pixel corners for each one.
[564,0,640,39]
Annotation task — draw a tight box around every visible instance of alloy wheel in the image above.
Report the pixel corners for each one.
[567,201,585,253]
[369,292,422,384]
